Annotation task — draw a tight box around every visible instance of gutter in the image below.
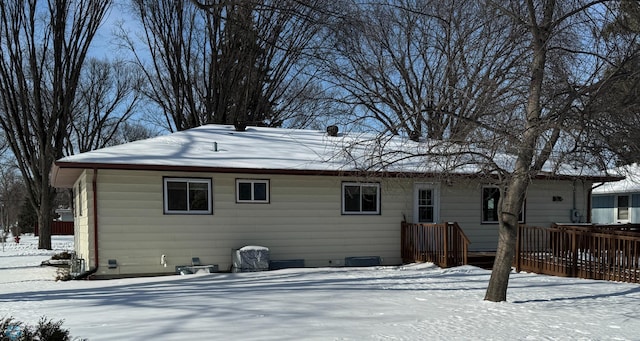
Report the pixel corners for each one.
[73,168,99,279]
[52,161,624,185]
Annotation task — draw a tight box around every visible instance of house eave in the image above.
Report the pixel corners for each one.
[51,161,623,188]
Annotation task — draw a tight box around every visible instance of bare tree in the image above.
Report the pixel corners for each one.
[110,121,161,145]
[123,0,333,132]
[322,0,527,140]
[65,58,144,154]
[0,163,26,239]
[582,56,640,166]
[0,0,111,249]
[325,0,636,302]
[482,0,639,302]
[583,0,640,165]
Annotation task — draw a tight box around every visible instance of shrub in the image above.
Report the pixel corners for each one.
[0,316,84,341]
[33,318,70,341]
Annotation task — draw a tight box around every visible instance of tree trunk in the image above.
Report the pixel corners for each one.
[37,159,54,250]
[483,0,554,302]
[37,205,52,250]
[484,176,528,301]
[484,220,517,301]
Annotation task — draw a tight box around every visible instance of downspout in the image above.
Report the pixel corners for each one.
[74,168,99,279]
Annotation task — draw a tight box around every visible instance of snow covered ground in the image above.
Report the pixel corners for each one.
[1,235,640,340]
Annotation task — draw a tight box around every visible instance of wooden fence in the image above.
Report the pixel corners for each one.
[34,221,74,236]
[515,224,640,284]
[401,222,470,268]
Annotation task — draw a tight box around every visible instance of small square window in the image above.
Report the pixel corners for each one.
[342,182,380,215]
[236,179,270,203]
[163,178,212,214]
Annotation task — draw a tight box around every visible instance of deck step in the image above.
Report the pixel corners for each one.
[467,252,495,270]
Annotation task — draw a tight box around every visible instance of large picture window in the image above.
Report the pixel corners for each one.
[163,178,212,214]
[482,186,524,223]
[342,182,380,215]
[236,179,270,203]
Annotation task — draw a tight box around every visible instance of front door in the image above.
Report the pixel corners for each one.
[414,183,439,223]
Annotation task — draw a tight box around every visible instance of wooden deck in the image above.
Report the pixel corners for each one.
[515,224,640,284]
[401,222,470,268]
[467,252,495,269]
[401,222,640,284]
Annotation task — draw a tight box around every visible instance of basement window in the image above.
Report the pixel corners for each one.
[163,178,212,214]
[342,182,381,215]
[236,179,270,203]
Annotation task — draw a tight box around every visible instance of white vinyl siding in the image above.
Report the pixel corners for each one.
[436,179,591,251]
[592,195,615,224]
[73,169,593,275]
[73,171,92,273]
[85,171,405,276]
[592,194,640,224]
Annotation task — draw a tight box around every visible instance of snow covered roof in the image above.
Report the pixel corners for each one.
[51,124,620,188]
[592,164,640,195]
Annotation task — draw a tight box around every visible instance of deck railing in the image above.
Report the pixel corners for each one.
[401,222,470,268]
[515,224,640,284]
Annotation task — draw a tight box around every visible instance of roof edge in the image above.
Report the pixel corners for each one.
[51,161,623,187]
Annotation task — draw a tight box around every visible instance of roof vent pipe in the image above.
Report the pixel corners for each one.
[327,125,339,137]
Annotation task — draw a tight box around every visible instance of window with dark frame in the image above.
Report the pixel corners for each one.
[342,182,380,214]
[617,195,630,221]
[163,178,212,214]
[236,179,270,203]
[418,188,435,223]
[481,186,524,223]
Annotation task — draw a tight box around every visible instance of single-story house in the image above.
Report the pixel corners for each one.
[51,124,619,278]
[592,164,640,224]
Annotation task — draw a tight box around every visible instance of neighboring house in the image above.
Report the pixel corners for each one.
[51,124,619,278]
[592,164,640,224]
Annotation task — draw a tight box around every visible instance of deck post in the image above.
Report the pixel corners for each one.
[515,224,521,272]
[570,230,578,277]
[443,224,449,267]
